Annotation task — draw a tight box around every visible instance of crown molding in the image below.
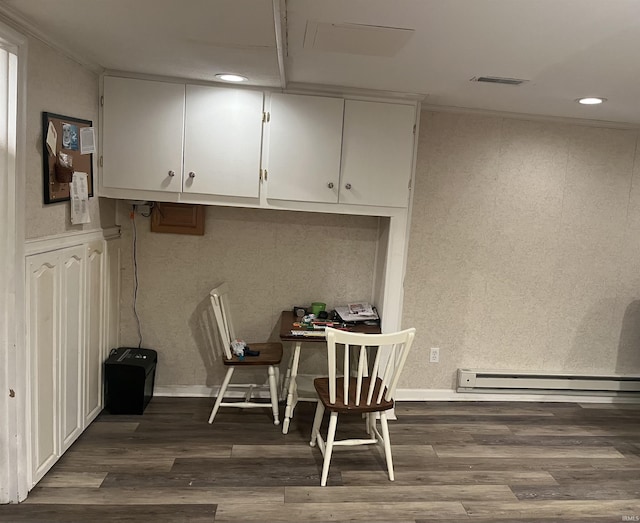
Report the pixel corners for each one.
[421,103,640,130]
[0,4,103,73]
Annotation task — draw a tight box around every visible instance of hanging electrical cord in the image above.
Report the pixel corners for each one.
[131,205,143,348]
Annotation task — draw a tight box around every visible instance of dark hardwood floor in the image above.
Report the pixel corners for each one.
[1,397,639,522]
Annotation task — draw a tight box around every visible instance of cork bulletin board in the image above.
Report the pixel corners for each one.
[42,112,94,204]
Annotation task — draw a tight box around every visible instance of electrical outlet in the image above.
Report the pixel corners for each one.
[135,203,152,216]
[430,347,440,363]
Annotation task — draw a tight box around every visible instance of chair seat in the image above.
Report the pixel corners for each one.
[314,376,394,414]
[223,342,283,366]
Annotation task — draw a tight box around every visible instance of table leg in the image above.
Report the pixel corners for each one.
[281,346,295,400]
[282,341,301,435]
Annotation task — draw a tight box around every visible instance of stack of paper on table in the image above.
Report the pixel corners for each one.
[334,302,379,322]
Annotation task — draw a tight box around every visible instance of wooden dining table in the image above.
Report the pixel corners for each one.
[278,310,381,434]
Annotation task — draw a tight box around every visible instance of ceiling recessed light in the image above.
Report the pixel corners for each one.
[577,97,606,105]
[215,73,248,83]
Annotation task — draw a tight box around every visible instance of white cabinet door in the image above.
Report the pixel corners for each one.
[339,100,415,207]
[59,247,85,452]
[183,85,263,198]
[266,93,344,203]
[84,241,105,425]
[27,247,86,483]
[102,76,185,192]
[26,254,58,485]
[26,236,118,487]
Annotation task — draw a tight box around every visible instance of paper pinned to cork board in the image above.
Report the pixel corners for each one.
[80,127,96,154]
[70,171,91,224]
[46,121,57,155]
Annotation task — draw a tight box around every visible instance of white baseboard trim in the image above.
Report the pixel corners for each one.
[155,385,640,404]
[154,385,215,397]
[395,388,640,404]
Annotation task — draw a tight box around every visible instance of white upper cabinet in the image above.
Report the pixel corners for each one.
[339,100,416,207]
[102,76,185,192]
[183,85,263,198]
[265,93,416,208]
[100,77,417,210]
[266,93,344,203]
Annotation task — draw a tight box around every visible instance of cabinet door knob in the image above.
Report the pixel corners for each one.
[168,170,175,177]
[189,171,196,178]
[327,182,334,189]
[345,183,352,190]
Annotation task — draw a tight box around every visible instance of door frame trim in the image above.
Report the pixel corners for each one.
[0,19,28,504]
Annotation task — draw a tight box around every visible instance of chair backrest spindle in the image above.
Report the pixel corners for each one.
[343,343,350,403]
[356,345,366,406]
[367,347,382,405]
[385,341,412,401]
[328,336,337,404]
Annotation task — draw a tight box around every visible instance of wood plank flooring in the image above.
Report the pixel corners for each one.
[1,398,639,522]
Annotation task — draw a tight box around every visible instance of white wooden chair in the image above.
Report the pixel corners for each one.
[208,283,282,425]
[309,326,416,486]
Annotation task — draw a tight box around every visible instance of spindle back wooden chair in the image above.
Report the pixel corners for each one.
[310,326,416,486]
[208,283,282,425]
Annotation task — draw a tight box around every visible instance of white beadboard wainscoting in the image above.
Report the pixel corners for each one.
[24,227,121,487]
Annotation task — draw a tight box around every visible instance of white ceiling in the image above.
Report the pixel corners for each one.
[1,0,640,125]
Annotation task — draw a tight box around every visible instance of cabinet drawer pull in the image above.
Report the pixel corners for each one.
[189,171,196,178]
[327,182,334,189]
[168,170,175,177]
[345,183,352,190]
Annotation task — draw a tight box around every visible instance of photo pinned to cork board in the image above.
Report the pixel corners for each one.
[42,112,95,205]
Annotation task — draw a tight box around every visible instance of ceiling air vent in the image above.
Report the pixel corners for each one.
[471,76,528,86]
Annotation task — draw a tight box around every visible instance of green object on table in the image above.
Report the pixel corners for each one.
[311,302,326,315]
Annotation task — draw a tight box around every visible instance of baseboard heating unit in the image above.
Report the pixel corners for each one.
[457,369,640,396]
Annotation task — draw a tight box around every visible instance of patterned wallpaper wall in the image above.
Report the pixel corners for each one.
[26,31,640,394]
[25,37,115,239]
[402,111,640,390]
[117,205,380,387]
